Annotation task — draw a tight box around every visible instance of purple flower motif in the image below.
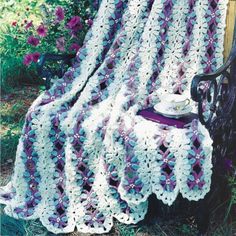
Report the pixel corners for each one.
[107,164,119,180]
[23,54,33,66]
[54,192,69,208]
[125,155,139,171]
[14,205,34,217]
[25,190,41,204]
[160,173,176,192]
[27,36,39,46]
[25,160,35,171]
[123,176,143,194]
[21,147,37,162]
[25,20,33,30]
[55,6,65,22]
[49,213,68,228]
[188,147,205,165]
[36,24,47,37]
[187,172,205,190]
[80,190,98,210]
[69,43,80,52]
[54,171,64,184]
[114,127,137,147]
[157,151,175,168]
[42,89,58,104]
[23,171,40,183]
[186,120,204,143]
[51,148,65,164]
[84,210,105,227]
[54,130,66,144]
[156,130,170,147]
[82,170,95,186]
[69,125,85,145]
[56,37,65,52]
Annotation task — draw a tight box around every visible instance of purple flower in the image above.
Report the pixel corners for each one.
[69,43,80,52]
[32,52,40,62]
[27,36,39,46]
[225,158,233,170]
[86,18,93,27]
[56,37,65,52]
[67,16,83,36]
[25,21,33,30]
[36,24,47,37]
[23,54,33,66]
[67,16,81,29]
[55,6,65,22]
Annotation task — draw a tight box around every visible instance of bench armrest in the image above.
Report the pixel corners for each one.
[37,53,76,89]
[190,28,236,129]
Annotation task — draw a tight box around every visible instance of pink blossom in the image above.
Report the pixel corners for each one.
[36,24,47,37]
[27,36,39,46]
[25,21,33,30]
[23,54,33,66]
[55,6,65,22]
[56,37,65,52]
[70,43,80,52]
[12,21,17,27]
[32,52,40,62]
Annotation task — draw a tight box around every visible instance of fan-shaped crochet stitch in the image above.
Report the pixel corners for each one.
[0,0,229,234]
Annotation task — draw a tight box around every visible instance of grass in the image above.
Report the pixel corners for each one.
[0,85,236,236]
[0,86,40,165]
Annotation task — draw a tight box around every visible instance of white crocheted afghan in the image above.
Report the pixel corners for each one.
[0,0,228,234]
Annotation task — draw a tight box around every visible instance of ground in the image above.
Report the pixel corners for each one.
[0,85,235,236]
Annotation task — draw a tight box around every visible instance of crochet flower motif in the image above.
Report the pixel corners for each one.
[54,192,69,208]
[49,213,68,228]
[187,172,205,190]
[14,205,35,218]
[80,191,98,210]
[84,210,105,228]
[160,173,176,192]
[188,147,206,165]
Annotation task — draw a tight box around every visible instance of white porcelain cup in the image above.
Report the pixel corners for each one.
[161,94,190,111]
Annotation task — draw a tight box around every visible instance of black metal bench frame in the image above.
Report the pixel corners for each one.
[36,25,236,235]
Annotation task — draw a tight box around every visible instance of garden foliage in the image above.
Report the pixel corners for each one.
[0,0,99,92]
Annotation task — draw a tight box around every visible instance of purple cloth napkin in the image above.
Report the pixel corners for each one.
[138,107,198,129]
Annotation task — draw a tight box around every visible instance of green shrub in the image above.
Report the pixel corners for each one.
[0,213,26,236]
[0,0,98,93]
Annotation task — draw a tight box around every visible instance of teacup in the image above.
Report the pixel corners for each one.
[161,94,190,111]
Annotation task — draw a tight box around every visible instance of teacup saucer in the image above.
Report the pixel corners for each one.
[154,103,192,118]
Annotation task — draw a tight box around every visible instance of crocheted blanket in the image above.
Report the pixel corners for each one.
[0,0,228,234]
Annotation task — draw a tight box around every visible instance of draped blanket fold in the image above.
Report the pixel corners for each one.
[0,0,228,234]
